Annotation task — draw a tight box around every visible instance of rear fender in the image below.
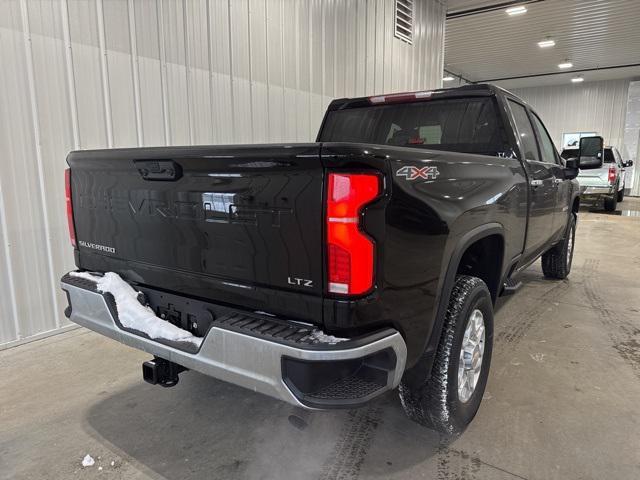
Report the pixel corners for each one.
[417,223,504,374]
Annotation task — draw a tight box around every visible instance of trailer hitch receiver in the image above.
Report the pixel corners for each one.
[142,357,187,387]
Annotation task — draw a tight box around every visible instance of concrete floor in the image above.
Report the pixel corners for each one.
[2,199,640,480]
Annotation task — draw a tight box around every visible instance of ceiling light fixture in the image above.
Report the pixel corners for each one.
[505,5,527,15]
[538,39,556,48]
[571,76,584,83]
[443,76,455,82]
[558,61,573,69]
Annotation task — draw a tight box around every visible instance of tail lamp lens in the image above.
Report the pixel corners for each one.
[326,173,380,295]
[608,166,616,184]
[65,168,76,247]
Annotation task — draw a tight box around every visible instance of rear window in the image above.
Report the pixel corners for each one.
[603,149,615,163]
[318,97,511,157]
[561,148,614,162]
[560,149,578,160]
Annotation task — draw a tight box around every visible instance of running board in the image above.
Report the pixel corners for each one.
[501,278,523,296]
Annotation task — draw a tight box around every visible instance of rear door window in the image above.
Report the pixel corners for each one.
[530,113,560,165]
[507,100,539,162]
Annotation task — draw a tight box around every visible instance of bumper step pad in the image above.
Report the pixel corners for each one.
[215,312,319,345]
[310,375,384,401]
[62,273,349,350]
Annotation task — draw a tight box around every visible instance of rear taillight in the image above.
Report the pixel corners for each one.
[608,166,616,184]
[65,168,76,247]
[326,173,380,295]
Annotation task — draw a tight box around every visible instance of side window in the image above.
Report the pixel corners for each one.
[508,100,539,162]
[530,113,559,165]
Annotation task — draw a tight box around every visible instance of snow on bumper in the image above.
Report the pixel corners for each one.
[61,272,407,409]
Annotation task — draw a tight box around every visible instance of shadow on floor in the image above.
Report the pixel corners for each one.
[84,373,442,480]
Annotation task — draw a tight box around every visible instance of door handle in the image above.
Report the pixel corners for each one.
[553,178,563,185]
[530,179,543,187]
[134,160,182,181]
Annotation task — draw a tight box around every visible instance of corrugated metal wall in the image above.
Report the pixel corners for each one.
[512,78,638,195]
[0,0,446,347]
[512,79,631,153]
[623,81,640,195]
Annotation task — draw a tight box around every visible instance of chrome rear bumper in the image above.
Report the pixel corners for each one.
[580,185,615,196]
[61,274,407,409]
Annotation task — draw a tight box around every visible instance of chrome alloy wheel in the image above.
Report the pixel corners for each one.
[566,225,575,268]
[458,309,485,403]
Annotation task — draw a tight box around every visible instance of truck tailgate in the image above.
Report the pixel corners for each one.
[68,144,324,323]
[577,167,610,187]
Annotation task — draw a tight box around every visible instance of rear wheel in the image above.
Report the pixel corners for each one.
[541,213,576,279]
[617,186,625,202]
[604,191,618,211]
[399,276,493,435]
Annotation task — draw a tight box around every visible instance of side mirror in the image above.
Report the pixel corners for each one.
[564,157,579,179]
[623,160,634,167]
[578,136,604,169]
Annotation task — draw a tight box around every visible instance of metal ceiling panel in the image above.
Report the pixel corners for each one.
[511,78,631,151]
[445,0,640,84]
[447,0,521,14]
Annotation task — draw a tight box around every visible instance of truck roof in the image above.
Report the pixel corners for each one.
[327,83,528,111]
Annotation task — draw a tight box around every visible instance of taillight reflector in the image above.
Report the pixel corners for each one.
[608,165,616,184]
[65,168,76,247]
[326,173,380,295]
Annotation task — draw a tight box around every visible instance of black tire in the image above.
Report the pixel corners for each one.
[604,192,618,211]
[399,275,493,435]
[541,213,576,279]
[617,186,624,202]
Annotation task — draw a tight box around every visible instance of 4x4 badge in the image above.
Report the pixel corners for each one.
[396,165,440,181]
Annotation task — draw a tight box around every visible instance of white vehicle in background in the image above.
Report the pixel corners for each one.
[561,146,633,211]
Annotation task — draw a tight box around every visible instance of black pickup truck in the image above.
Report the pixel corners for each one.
[61,84,591,434]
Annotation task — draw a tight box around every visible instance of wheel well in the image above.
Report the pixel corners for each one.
[572,197,580,214]
[456,234,504,303]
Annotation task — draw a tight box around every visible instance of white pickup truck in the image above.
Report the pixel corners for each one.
[561,146,633,211]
